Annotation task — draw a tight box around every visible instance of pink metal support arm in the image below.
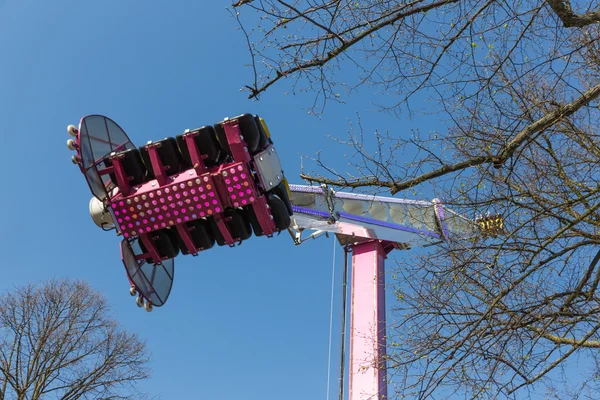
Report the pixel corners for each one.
[108,156,131,196]
[349,240,393,400]
[176,224,199,256]
[183,132,208,174]
[146,145,168,186]
[223,122,251,164]
[139,233,162,265]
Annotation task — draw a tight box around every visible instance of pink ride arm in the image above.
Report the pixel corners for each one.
[287,185,478,399]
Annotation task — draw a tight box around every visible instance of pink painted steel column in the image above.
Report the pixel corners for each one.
[349,241,388,400]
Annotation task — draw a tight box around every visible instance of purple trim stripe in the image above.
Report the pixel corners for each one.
[291,205,331,218]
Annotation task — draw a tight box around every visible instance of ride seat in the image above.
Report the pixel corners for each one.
[140,137,183,179]
[176,125,223,169]
[104,148,147,188]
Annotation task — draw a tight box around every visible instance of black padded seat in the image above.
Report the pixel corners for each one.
[214,113,267,156]
[175,219,215,254]
[176,125,222,169]
[253,115,270,153]
[270,182,293,216]
[104,148,147,187]
[140,137,183,179]
[139,228,180,264]
[210,209,253,246]
[247,193,291,236]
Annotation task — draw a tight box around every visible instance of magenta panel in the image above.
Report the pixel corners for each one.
[111,173,224,238]
[220,162,259,208]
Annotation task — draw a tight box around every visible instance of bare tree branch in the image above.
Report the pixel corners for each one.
[546,0,600,27]
[237,0,461,99]
[235,0,600,397]
[301,81,600,193]
[0,279,151,400]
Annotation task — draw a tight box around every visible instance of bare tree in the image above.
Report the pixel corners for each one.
[0,279,150,400]
[233,1,600,398]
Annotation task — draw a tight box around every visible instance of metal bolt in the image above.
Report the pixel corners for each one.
[184,128,190,133]
[222,171,228,177]
[269,182,273,186]
[151,182,156,187]
[259,157,263,161]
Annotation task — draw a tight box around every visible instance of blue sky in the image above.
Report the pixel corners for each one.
[0,1,592,399]
[0,1,425,399]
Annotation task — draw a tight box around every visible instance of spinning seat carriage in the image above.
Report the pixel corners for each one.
[68,114,293,311]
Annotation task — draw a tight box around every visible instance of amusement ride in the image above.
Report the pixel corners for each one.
[66,114,500,399]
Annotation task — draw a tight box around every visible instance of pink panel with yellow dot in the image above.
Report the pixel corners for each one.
[112,174,223,238]
[110,162,258,239]
[220,162,258,208]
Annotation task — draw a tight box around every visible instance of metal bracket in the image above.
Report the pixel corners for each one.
[253,145,284,192]
[287,224,329,245]
[321,184,339,223]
